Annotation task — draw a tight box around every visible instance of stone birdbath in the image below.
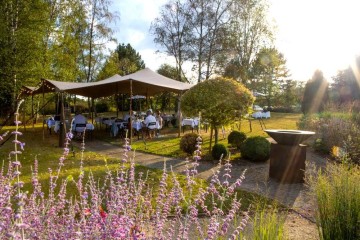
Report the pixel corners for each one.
[265,129,315,183]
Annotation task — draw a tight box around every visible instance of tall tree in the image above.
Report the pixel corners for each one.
[80,0,116,83]
[0,0,49,115]
[331,55,360,104]
[97,43,145,80]
[116,43,145,75]
[301,70,329,114]
[187,0,232,82]
[277,79,301,109]
[49,0,87,81]
[150,0,191,82]
[223,0,273,84]
[251,47,290,107]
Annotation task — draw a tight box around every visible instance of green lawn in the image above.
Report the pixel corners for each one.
[105,112,302,159]
[0,123,280,211]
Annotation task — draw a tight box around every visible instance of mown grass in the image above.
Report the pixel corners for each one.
[102,112,301,159]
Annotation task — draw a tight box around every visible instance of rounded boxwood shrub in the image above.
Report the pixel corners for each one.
[240,136,270,162]
[228,130,247,149]
[212,143,228,160]
[180,133,199,155]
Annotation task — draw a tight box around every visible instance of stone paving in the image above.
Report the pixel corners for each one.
[81,139,326,216]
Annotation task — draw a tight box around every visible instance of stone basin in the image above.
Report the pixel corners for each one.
[265,129,315,146]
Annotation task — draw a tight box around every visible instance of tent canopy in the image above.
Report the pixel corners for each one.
[21,68,194,98]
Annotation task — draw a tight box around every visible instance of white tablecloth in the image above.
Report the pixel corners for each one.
[162,115,174,122]
[251,111,271,119]
[102,119,114,126]
[132,120,160,131]
[181,118,199,128]
[110,121,127,136]
[86,123,95,130]
[47,119,61,133]
[73,123,94,131]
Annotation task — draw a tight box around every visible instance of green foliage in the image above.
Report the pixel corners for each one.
[224,0,273,84]
[313,138,328,154]
[330,56,360,104]
[240,136,270,162]
[301,70,329,114]
[307,162,360,240]
[249,205,286,240]
[154,64,183,111]
[228,130,247,149]
[251,47,290,108]
[116,43,145,75]
[211,143,228,160]
[298,111,360,162]
[180,133,199,155]
[181,77,254,144]
[127,112,301,158]
[95,101,109,113]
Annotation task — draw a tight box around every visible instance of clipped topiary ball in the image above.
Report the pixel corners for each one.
[228,131,247,149]
[180,133,200,155]
[212,143,228,160]
[240,136,270,162]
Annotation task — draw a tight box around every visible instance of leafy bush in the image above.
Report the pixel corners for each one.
[298,112,360,160]
[228,131,247,149]
[212,143,228,160]
[180,132,199,155]
[240,136,270,162]
[95,101,109,113]
[307,162,360,240]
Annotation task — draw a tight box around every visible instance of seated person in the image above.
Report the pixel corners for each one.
[72,110,87,131]
[123,112,131,122]
[170,114,176,127]
[155,110,163,129]
[155,110,163,136]
[142,109,157,138]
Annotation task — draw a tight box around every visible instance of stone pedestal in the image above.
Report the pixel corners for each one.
[269,143,307,183]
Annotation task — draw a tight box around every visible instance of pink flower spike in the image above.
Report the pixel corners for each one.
[11,131,23,136]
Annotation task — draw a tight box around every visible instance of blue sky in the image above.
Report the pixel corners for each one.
[110,0,360,82]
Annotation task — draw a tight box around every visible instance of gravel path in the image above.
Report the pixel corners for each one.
[78,139,327,239]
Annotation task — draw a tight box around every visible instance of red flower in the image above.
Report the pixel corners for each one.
[99,206,107,219]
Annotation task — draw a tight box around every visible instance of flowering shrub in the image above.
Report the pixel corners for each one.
[298,113,360,163]
[0,103,250,239]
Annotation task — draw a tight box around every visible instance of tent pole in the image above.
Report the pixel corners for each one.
[31,94,34,129]
[73,95,76,114]
[91,98,94,124]
[116,84,119,118]
[59,93,65,148]
[121,94,124,116]
[129,80,133,144]
[42,79,45,141]
[178,92,182,138]
[22,98,26,131]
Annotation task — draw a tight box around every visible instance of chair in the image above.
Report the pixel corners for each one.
[146,122,157,139]
[118,122,129,138]
[74,123,87,140]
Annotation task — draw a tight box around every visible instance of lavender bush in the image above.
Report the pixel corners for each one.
[0,103,250,239]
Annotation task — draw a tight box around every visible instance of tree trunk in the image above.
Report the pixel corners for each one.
[209,126,213,152]
[214,127,218,144]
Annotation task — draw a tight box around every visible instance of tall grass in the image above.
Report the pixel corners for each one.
[308,162,360,240]
[249,205,286,240]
